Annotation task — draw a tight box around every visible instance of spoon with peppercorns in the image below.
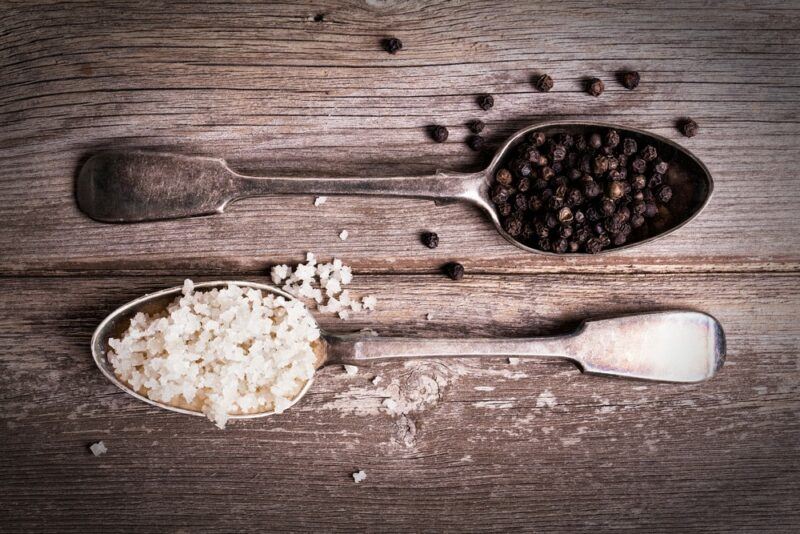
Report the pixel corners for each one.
[77,122,712,254]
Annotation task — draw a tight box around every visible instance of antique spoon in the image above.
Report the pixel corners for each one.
[91,281,726,421]
[76,121,713,255]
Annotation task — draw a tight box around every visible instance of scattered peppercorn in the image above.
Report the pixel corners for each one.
[383,37,402,54]
[535,74,554,92]
[467,135,485,151]
[445,262,464,280]
[313,13,325,22]
[422,231,439,249]
[587,78,604,97]
[431,125,449,143]
[621,71,640,90]
[477,93,494,111]
[488,127,675,253]
[680,118,699,138]
[468,119,485,134]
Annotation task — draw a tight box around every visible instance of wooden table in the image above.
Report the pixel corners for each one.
[2,1,798,531]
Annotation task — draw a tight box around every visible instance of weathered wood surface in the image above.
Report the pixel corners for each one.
[2,0,800,274]
[1,274,799,532]
[2,0,800,532]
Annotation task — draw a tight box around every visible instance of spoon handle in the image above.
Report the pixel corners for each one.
[236,170,483,204]
[328,335,577,366]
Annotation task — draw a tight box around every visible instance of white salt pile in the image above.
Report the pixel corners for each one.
[271,253,377,319]
[107,280,320,429]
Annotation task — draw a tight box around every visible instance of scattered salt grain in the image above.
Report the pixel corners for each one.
[536,389,557,408]
[508,357,521,365]
[352,470,367,483]
[343,365,358,376]
[339,230,349,241]
[372,376,382,385]
[362,295,377,311]
[382,398,398,412]
[426,313,434,321]
[314,196,327,206]
[338,309,350,320]
[107,281,320,429]
[89,441,107,456]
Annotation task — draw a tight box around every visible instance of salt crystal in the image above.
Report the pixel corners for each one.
[314,196,327,206]
[338,309,350,320]
[352,470,367,483]
[426,313,434,321]
[339,230,349,241]
[89,441,107,456]
[372,376,382,385]
[508,357,520,365]
[362,295,377,311]
[343,365,358,376]
[382,398,397,412]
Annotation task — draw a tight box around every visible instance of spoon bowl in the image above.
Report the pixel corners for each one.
[77,122,713,255]
[92,281,726,422]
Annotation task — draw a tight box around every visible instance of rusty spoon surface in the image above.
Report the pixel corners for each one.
[77,121,713,255]
[91,281,726,420]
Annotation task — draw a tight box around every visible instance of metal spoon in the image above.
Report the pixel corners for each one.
[91,281,726,421]
[77,121,713,255]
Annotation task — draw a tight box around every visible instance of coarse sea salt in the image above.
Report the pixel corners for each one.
[270,254,375,317]
[90,441,107,456]
[352,470,367,483]
[314,196,327,206]
[107,281,320,429]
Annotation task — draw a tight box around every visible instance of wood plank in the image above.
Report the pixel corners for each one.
[1,273,798,532]
[2,0,800,274]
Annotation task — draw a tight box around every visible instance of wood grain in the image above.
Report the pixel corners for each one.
[1,273,798,532]
[2,1,800,532]
[1,0,799,274]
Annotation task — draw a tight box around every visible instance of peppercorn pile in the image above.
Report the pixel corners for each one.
[490,128,674,253]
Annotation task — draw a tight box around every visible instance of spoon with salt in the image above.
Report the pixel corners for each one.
[91,281,726,421]
[77,121,713,255]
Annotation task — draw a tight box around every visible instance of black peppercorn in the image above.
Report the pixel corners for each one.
[585,237,603,254]
[569,241,580,252]
[656,185,673,203]
[557,206,574,224]
[680,118,699,138]
[631,214,645,228]
[530,131,546,146]
[622,138,638,156]
[612,232,627,246]
[535,221,549,240]
[496,168,513,187]
[621,71,640,90]
[632,174,646,190]
[559,225,573,239]
[504,216,523,236]
[546,213,559,229]
[467,135,485,151]
[491,184,512,204]
[648,173,664,189]
[468,120,485,134]
[641,145,658,162]
[498,202,512,217]
[644,202,659,218]
[514,193,528,211]
[592,155,609,175]
[547,195,564,211]
[517,176,530,193]
[607,181,624,200]
[583,178,602,199]
[632,200,646,216]
[551,145,567,162]
[587,78,604,96]
[529,196,544,212]
[477,93,494,111]
[538,237,552,251]
[631,158,647,174]
[588,133,603,149]
[600,197,616,215]
[422,232,439,249]
[556,133,574,148]
[574,135,587,151]
[574,209,586,225]
[445,262,464,280]
[535,74,554,92]
[540,166,555,181]
[566,188,583,207]
[383,37,403,54]
[512,159,532,178]
[432,125,449,143]
[605,129,620,148]
[653,159,669,175]
[553,238,569,253]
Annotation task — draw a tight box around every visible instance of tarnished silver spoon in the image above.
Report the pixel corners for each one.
[91,281,726,421]
[77,121,713,255]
